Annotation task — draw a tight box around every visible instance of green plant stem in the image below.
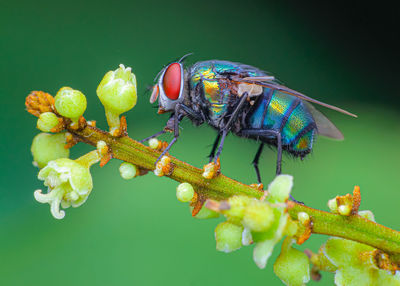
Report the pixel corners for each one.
[70,125,400,256]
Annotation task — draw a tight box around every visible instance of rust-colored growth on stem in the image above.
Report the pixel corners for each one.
[25,91,55,117]
[297,217,313,245]
[191,192,206,216]
[351,185,361,214]
[373,249,400,274]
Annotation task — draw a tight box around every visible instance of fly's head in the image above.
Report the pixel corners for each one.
[150,61,186,114]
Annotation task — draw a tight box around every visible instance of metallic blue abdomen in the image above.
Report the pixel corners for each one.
[248,88,316,154]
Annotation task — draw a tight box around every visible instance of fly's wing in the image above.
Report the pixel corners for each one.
[304,102,344,140]
[233,77,357,118]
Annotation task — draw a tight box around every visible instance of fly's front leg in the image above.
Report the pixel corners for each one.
[203,93,250,179]
[139,113,175,143]
[139,129,167,144]
[155,106,183,164]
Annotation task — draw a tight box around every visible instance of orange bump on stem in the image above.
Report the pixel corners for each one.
[100,153,112,167]
[65,133,79,149]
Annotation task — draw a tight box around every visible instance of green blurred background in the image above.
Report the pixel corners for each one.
[1,1,399,285]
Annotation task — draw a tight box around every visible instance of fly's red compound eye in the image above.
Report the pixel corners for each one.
[162,63,181,100]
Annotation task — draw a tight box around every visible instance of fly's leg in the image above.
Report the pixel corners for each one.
[212,92,249,164]
[155,108,182,164]
[208,133,221,162]
[213,129,228,164]
[139,113,175,143]
[139,130,167,144]
[239,129,282,176]
[276,132,282,175]
[252,143,264,184]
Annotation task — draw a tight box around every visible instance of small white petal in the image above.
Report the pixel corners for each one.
[253,239,275,269]
[242,228,253,246]
[50,192,65,219]
[61,200,71,209]
[34,189,54,203]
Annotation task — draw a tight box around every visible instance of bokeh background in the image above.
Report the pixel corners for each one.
[1,1,399,285]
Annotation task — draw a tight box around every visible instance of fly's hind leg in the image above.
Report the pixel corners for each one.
[208,133,221,162]
[240,129,282,176]
[252,143,264,184]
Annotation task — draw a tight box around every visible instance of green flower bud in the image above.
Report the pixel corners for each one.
[96,64,137,134]
[119,162,138,180]
[242,200,274,232]
[267,175,293,203]
[149,138,160,149]
[274,238,310,286]
[327,198,338,213]
[222,195,253,223]
[191,206,220,219]
[34,151,100,219]
[338,204,352,216]
[358,210,375,222]
[176,182,195,202]
[37,112,59,132]
[54,87,87,121]
[31,133,69,168]
[297,212,310,226]
[215,221,243,253]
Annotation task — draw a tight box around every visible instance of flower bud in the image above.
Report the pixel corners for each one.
[119,162,138,180]
[215,221,243,253]
[31,133,69,168]
[267,175,293,203]
[37,112,59,132]
[176,182,195,202]
[242,200,274,232]
[274,238,310,286]
[149,138,161,149]
[54,87,87,121]
[328,198,338,213]
[338,204,352,216]
[222,195,253,223]
[96,64,137,134]
[297,212,310,226]
[358,210,375,222]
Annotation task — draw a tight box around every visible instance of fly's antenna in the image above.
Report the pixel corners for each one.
[178,53,193,63]
[153,67,165,82]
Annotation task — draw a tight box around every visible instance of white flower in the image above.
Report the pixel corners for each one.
[34,158,94,219]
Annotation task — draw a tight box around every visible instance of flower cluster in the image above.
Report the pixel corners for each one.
[28,64,138,219]
[204,175,311,285]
